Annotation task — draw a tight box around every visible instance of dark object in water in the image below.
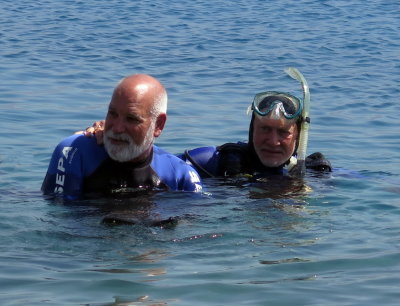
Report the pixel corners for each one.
[305,152,332,172]
[150,217,179,228]
[102,213,179,228]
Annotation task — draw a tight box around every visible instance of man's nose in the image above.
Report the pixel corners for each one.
[266,130,280,146]
[111,118,125,133]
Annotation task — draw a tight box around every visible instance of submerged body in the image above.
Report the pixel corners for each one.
[42,134,202,199]
[178,142,331,179]
[177,68,329,179]
[42,74,203,199]
[68,69,330,195]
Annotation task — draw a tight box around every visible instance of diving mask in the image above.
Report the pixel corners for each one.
[248,91,303,120]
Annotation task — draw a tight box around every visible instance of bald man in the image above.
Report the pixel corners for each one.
[42,74,202,199]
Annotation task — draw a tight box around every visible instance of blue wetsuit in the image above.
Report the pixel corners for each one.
[42,134,202,199]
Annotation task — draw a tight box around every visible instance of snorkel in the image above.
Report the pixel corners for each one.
[285,67,310,177]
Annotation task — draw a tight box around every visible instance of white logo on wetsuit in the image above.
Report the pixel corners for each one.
[62,147,73,159]
[54,146,74,193]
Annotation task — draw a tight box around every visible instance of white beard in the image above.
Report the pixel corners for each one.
[103,124,154,162]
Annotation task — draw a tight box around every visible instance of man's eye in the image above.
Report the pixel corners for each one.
[127,116,141,123]
[279,130,291,138]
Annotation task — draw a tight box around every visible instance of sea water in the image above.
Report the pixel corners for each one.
[1,0,400,305]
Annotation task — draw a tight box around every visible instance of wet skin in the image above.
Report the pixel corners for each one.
[252,115,298,168]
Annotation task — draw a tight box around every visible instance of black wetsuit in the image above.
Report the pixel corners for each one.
[178,112,331,178]
[179,142,331,179]
[83,150,167,196]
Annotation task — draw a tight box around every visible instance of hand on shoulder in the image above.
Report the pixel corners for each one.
[74,120,105,144]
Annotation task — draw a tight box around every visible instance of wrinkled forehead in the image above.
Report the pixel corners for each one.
[109,92,153,119]
[254,111,297,128]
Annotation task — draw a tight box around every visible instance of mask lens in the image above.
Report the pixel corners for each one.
[252,91,302,119]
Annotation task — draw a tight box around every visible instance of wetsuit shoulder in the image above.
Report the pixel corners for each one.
[177,146,219,178]
[179,142,251,177]
[152,146,202,192]
[41,134,108,199]
[216,142,249,176]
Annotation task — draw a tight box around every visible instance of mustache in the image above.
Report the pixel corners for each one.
[104,130,133,144]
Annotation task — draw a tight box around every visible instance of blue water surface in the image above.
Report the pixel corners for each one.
[1,0,400,305]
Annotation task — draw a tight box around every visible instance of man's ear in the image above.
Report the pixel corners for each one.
[153,113,167,138]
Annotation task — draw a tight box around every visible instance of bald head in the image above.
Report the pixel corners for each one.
[112,74,167,117]
[103,74,168,162]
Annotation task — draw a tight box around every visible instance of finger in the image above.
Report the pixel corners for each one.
[92,120,104,128]
[95,130,104,144]
[85,126,95,133]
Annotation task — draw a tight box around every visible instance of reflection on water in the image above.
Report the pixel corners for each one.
[260,257,310,265]
[206,174,314,199]
[99,295,170,306]
[248,176,310,200]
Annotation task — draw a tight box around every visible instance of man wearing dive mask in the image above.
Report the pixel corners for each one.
[180,69,331,178]
[249,91,302,169]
